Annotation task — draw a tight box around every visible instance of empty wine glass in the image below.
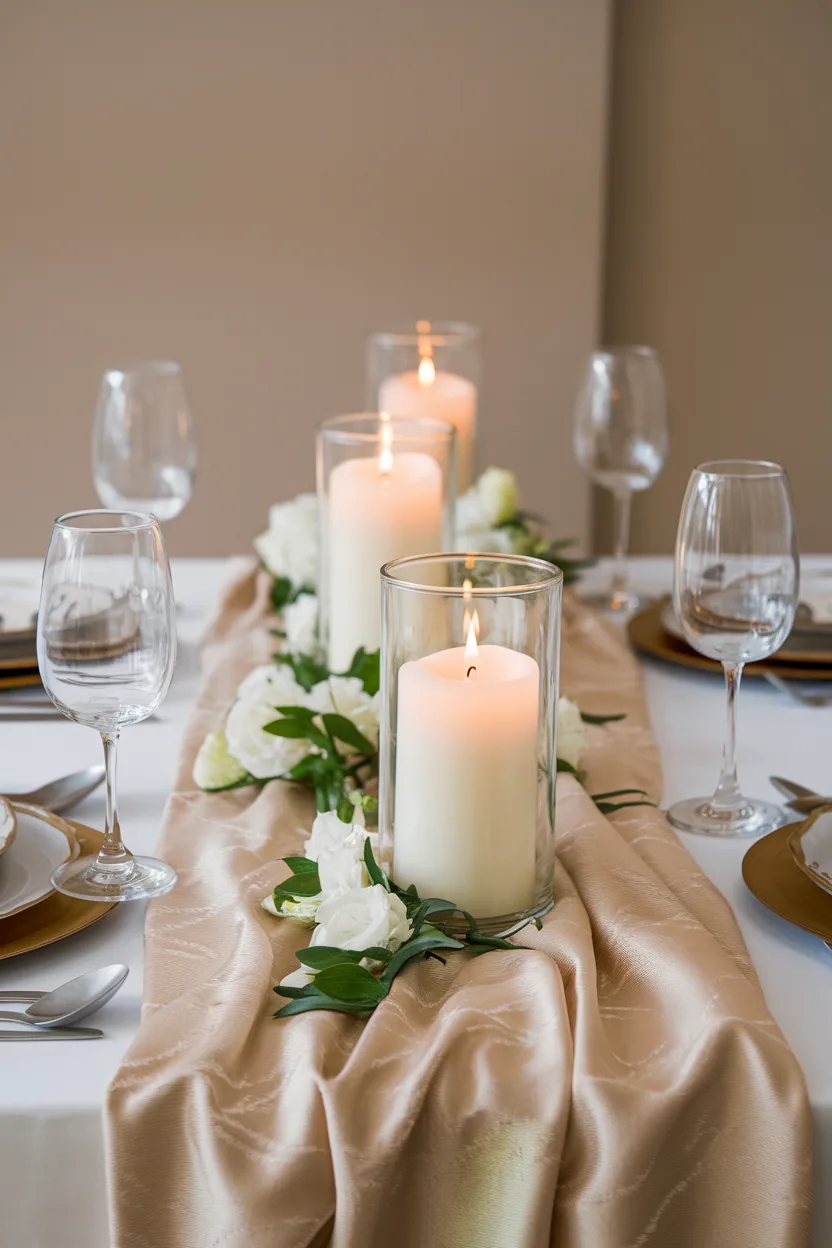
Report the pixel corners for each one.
[93,362,196,523]
[667,461,799,837]
[37,511,178,900]
[573,346,668,613]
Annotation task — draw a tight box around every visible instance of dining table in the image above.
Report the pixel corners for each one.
[0,554,829,1248]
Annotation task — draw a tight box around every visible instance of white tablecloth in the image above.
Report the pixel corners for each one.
[0,556,828,1247]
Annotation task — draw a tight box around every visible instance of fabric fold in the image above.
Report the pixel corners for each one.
[107,564,811,1248]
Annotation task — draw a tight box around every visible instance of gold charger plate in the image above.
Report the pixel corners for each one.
[0,669,41,689]
[0,643,38,670]
[629,598,832,682]
[742,820,832,942]
[0,819,117,960]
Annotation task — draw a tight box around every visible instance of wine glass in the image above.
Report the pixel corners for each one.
[573,346,669,613]
[92,362,196,523]
[667,461,799,837]
[37,511,178,900]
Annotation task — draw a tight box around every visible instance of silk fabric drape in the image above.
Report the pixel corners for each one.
[107,564,811,1247]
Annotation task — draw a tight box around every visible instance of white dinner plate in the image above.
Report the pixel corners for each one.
[0,802,78,920]
[0,799,15,860]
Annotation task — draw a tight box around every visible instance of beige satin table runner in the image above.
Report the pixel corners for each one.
[107,564,811,1248]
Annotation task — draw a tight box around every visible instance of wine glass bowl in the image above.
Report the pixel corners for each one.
[37,510,178,900]
[574,346,668,613]
[92,361,196,523]
[668,460,799,837]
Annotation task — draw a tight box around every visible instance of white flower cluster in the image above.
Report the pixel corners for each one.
[557,697,588,771]
[193,664,380,786]
[254,493,318,592]
[262,810,412,989]
[455,467,520,555]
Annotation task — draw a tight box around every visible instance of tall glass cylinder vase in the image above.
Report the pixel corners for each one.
[317,415,456,672]
[366,321,481,493]
[380,553,562,936]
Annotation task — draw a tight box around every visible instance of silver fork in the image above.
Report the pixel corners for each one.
[763,673,832,708]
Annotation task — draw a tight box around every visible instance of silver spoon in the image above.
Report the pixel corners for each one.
[0,964,128,1029]
[764,673,832,708]
[1,766,105,814]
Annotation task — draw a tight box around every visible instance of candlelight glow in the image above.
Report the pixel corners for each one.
[462,579,479,640]
[464,613,479,662]
[418,355,436,387]
[379,416,393,474]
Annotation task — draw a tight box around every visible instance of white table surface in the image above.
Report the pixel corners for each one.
[0,555,829,1247]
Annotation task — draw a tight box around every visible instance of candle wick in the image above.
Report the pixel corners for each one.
[466,665,477,679]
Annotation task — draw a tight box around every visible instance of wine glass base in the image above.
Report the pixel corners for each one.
[666,796,787,839]
[578,590,642,619]
[51,854,178,902]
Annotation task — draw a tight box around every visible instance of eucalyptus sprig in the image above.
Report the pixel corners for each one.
[273,838,537,1019]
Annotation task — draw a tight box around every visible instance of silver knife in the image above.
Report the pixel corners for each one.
[0,1026,102,1040]
[769,776,832,812]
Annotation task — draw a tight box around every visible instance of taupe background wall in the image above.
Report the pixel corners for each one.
[602,0,832,554]
[0,0,610,557]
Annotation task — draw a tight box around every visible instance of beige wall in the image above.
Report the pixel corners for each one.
[0,1,610,557]
[601,0,832,554]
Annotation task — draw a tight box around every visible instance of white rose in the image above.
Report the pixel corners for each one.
[318,843,369,895]
[225,686,311,780]
[308,676,380,749]
[254,493,318,589]
[237,663,306,702]
[455,487,490,538]
[261,893,320,924]
[279,966,314,989]
[557,696,588,771]
[284,593,318,656]
[454,525,514,555]
[311,884,412,952]
[305,809,359,862]
[305,810,375,894]
[476,467,519,527]
[455,479,515,555]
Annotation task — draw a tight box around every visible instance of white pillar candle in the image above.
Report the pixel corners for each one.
[379,364,477,492]
[393,640,539,917]
[327,449,443,670]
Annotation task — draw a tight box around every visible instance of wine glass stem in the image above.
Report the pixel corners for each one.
[97,731,131,869]
[610,490,632,609]
[711,662,745,812]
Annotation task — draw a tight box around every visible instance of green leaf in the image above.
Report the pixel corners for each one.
[363,836,391,891]
[580,711,626,725]
[557,757,587,783]
[380,927,465,986]
[464,932,516,951]
[321,713,375,756]
[273,982,319,1000]
[274,652,330,694]
[263,717,331,754]
[274,994,375,1019]
[297,945,392,970]
[341,647,381,696]
[273,870,321,899]
[281,856,318,875]
[591,788,649,800]
[273,705,318,724]
[336,795,355,823]
[270,576,294,611]
[313,963,388,1005]
[594,798,656,815]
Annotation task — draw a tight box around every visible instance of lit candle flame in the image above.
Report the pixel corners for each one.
[418,355,435,386]
[417,321,435,387]
[462,579,480,639]
[464,613,479,677]
[379,414,393,475]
